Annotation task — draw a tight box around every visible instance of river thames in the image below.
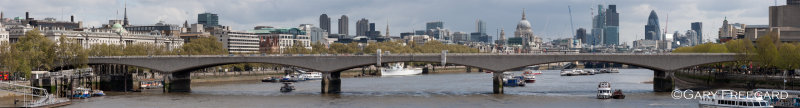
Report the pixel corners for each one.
[63,69,699,108]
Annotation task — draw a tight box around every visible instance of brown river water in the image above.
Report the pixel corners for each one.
[5,69,701,108]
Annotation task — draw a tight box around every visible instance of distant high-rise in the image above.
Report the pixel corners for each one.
[645,10,662,40]
[691,22,702,44]
[590,5,605,45]
[576,28,587,44]
[338,15,349,36]
[426,21,443,30]
[603,4,620,45]
[476,19,486,34]
[198,13,219,27]
[319,14,331,33]
[356,18,369,36]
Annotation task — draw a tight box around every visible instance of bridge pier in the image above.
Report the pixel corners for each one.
[653,70,674,92]
[166,72,191,92]
[493,72,504,94]
[321,72,341,94]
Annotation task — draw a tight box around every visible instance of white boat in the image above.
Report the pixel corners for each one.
[574,69,586,75]
[584,69,597,75]
[300,72,322,80]
[380,63,423,76]
[698,90,773,107]
[561,69,577,76]
[560,69,572,76]
[597,82,612,99]
[522,70,540,83]
[609,68,620,73]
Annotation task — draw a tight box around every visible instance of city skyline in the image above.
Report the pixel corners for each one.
[0,0,782,44]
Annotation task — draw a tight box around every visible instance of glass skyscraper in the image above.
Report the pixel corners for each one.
[198,13,219,27]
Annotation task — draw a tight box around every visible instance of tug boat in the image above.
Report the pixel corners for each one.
[280,82,295,92]
[612,89,625,99]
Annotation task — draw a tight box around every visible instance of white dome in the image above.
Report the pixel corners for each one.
[517,20,531,30]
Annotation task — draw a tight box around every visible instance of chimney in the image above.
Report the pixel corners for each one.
[71,15,74,22]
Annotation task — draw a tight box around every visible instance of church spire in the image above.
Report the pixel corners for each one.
[385,18,390,37]
[123,0,129,26]
[522,8,526,20]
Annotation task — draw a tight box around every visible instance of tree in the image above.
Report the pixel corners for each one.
[55,35,88,70]
[11,29,57,78]
[777,42,800,70]
[284,41,311,54]
[755,32,779,68]
[182,36,227,55]
[310,42,328,54]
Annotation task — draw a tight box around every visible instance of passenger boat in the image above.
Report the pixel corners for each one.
[560,69,575,76]
[574,69,586,75]
[280,82,295,92]
[522,70,540,83]
[280,75,306,82]
[698,89,773,107]
[300,72,323,80]
[612,89,625,99]
[597,82,612,99]
[380,63,423,76]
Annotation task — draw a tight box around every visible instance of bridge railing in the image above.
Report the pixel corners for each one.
[87,53,738,58]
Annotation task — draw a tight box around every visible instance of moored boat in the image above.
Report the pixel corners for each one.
[561,69,575,76]
[71,87,91,99]
[91,90,105,97]
[698,89,773,107]
[262,77,280,82]
[380,63,423,76]
[522,70,540,83]
[301,72,323,80]
[502,72,525,87]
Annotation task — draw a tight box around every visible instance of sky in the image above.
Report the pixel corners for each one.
[0,0,784,44]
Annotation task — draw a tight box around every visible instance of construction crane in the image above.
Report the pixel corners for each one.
[663,10,669,40]
[568,5,575,37]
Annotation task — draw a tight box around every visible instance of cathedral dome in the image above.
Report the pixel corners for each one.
[517,20,531,30]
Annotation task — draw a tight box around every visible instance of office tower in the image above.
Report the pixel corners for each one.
[645,10,661,40]
[319,14,331,33]
[576,28,587,44]
[198,13,220,27]
[603,5,619,45]
[426,21,443,30]
[356,18,369,36]
[338,15,349,36]
[691,22,702,44]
